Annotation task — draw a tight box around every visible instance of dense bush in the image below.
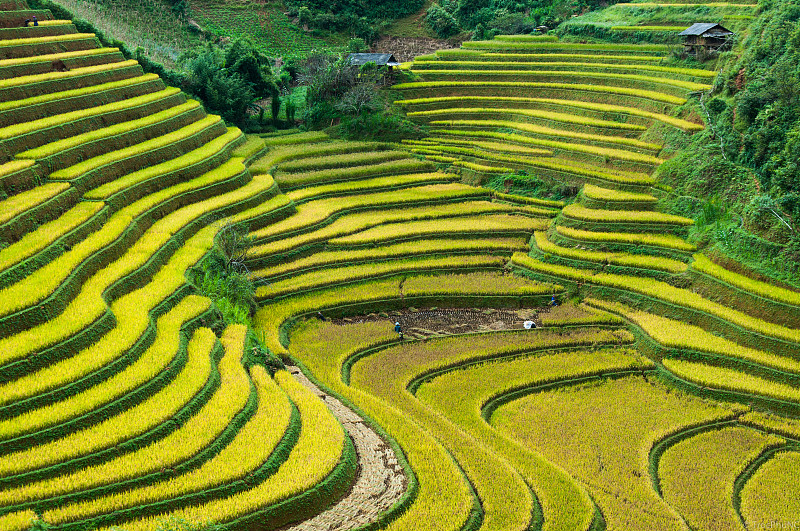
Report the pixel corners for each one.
[190,223,258,328]
[285,0,424,41]
[734,0,800,209]
[424,0,613,39]
[425,4,461,38]
[298,54,426,141]
[180,38,280,127]
[484,172,579,202]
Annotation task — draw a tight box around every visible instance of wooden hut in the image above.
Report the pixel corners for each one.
[679,23,734,55]
[347,53,401,70]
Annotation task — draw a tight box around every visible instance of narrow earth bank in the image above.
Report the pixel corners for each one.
[282,367,408,531]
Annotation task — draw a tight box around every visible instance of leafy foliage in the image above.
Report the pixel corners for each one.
[299,55,427,141]
[285,0,423,38]
[424,0,614,39]
[181,38,279,126]
[191,223,257,328]
[654,0,800,281]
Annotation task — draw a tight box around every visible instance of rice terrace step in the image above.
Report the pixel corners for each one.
[0,1,797,530]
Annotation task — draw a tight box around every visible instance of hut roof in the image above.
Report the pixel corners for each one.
[679,23,734,37]
[347,53,401,66]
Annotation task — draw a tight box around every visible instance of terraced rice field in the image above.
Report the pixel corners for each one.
[1,1,799,531]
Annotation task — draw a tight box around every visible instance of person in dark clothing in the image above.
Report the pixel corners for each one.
[394,321,403,340]
[550,295,558,307]
[316,311,325,321]
[32,16,38,26]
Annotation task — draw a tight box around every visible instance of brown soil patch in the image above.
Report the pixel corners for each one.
[330,307,547,338]
[371,36,462,62]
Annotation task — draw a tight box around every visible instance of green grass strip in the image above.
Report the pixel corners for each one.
[430,130,662,165]
[483,52,666,62]
[0,296,212,461]
[0,510,35,531]
[562,203,693,225]
[493,191,564,208]
[0,182,70,225]
[394,80,687,105]
[285,172,460,203]
[512,254,800,343]
[256,237,529,280]
[412,60,715,79]
[462,40,670,52]
[582,183,657,203]
[257,254,507,300]
[6,326,252,508]
[278,150,409,173]
[555,224,696,251]
[261,130,328,146]
[0,159,34,177]
[43,362,292,525]
[84,127,243,199]
[0,47,119,68]
[611,25,689,31]
[534,231,687,273]
[328,214,547,247]
[691,253,800,307]
[493,34,560,41]
[120,370,347,530]
[429,119,663,152]
[0,32,95,48]
[18,100,201,159]
[275,158,434,189]
[415,69,712,92]
[663,359,800,402]
[50,115,222,181]
[423,143,656,184]
[0,84,179,138]
[0,73,160,113]
[397,95,702,131]
[0,59,138,89]
[0,201,103,274]
[586,298,800,376]
[409,107,645,131]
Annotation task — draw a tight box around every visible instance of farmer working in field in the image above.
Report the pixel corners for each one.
[394,321,403,340]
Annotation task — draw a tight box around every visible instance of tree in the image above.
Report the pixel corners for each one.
[182,39,282,126]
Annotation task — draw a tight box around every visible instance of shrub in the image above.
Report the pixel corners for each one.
[181,39,280,127]
[190,223,258,327]
[425,4,462,38]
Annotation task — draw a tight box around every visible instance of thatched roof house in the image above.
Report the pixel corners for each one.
[679,23,734,55]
